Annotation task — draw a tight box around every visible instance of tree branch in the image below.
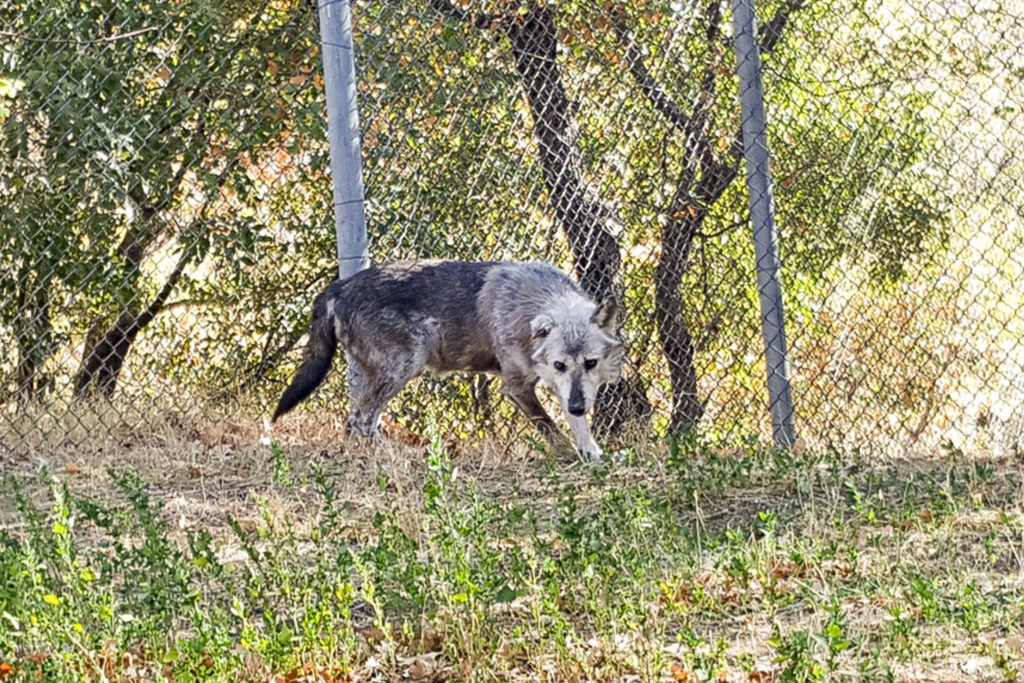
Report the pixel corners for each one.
[428,0,503,30]
[760,0,805,54]
[0,26,158,45]
[693,1,725,183]
[612,21,693,137]
[612,2,728,189]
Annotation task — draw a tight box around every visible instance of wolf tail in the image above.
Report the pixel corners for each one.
[272,292,339,421]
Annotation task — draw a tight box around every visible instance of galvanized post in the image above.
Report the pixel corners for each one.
[318,0,369,280]
[731,0,798,447]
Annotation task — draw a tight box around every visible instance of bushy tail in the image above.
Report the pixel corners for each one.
[272,295,339,421]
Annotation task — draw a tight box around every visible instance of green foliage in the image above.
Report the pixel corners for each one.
[769,1,951,286]
[0,0,331,398]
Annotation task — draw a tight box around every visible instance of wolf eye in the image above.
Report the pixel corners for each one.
[553,361,567,373]
[584,359,598,371]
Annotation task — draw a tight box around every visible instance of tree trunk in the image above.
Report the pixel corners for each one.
[655,156,740,435]
[74,248,190,398]
[655,210,705,435]
[74,310,148,398]
[73,148,226,398]
[505,6,650,437]
[505,6,621,300]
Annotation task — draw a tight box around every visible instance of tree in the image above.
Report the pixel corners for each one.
[427,0,655,437]
[609,1,803,434]
[0,0,326,400]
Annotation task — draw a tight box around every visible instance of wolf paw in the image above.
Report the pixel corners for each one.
[577,441,605,464]
[345,413,382,440]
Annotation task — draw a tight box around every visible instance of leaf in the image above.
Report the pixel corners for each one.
[405,656,437,681]
[494,585,516,604]
[669,664,693,681]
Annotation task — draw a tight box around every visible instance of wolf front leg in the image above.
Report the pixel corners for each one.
[501,382,576,460]
[566,414,603,463]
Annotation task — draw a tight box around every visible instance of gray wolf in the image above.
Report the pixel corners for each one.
[272,260,624,461]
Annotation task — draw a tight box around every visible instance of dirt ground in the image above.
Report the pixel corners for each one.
[0,403,623,558]
[3,402,1024,682]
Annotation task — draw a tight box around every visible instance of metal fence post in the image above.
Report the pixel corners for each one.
[318,0,369,280]
[731,0,798,448]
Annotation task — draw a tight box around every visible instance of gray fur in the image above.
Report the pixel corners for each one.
[272,260,624,461]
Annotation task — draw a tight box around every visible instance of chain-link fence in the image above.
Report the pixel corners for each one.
[2,0,1022,457]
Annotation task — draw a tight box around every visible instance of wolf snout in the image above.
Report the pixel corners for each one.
[567,400,586,416]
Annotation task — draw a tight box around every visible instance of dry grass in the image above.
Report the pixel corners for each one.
[2,401,531,544]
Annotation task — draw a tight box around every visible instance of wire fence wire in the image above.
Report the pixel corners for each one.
[1,0,1022,456]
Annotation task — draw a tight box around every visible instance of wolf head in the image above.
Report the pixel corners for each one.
[530,297,624,417]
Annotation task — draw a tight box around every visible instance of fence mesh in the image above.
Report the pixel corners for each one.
[1,0,1022,456]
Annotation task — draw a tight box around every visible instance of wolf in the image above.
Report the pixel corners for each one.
[272,260,624,461]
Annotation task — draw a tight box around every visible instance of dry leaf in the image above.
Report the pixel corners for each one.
[406,656,436,680]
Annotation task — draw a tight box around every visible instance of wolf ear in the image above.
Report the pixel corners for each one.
[530,314,555,340]
[592,298,619,332]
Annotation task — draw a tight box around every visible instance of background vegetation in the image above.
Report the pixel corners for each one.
[2,0,1021,454]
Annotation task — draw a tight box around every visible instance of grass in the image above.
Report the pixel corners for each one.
[1,410,1024,682]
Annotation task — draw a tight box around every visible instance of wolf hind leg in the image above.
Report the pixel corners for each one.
[501,382,575,460]
[345,353,378,438]
[345,346,428,439]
